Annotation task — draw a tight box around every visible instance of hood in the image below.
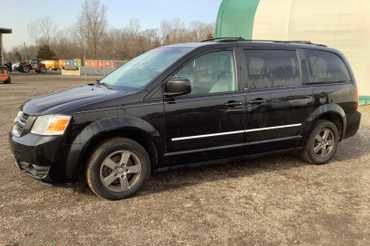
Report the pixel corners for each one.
[22,84,137,115]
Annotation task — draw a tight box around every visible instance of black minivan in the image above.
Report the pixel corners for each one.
[9,38,361,200]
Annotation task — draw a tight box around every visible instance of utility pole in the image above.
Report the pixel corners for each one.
[0,33,3,65]
[0,28,12,65]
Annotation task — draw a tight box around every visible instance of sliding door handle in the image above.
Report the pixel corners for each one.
[225,101,243,107]
[248,98,267,105]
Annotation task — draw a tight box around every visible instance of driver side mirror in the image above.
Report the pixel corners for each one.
[165,77,191,97]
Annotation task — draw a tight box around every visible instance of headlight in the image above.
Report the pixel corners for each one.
[14,111,23,123]
[31,115,71,136]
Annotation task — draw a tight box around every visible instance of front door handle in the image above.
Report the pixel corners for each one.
[225,101,243,107]
[248,98,267,105]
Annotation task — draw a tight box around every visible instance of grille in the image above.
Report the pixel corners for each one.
[13,112,30,137]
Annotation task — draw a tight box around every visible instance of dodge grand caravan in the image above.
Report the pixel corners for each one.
[9,38,361,200]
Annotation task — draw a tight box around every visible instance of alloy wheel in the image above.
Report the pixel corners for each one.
[99,150,142,192]
[313,128,335,159]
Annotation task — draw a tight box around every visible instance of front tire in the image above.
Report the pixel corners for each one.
[86,138,151,200]
[302,120,339,164]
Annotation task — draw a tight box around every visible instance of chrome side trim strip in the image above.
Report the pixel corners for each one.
[171,123,302,142]
[165,136,302,156]
[172,130,245,141]
[244,124,303,133]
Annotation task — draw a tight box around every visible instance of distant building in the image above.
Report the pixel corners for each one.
[215,0,370,104]
[0,28,12,65]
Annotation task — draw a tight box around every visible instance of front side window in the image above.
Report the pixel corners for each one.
[173,50,237,96]
[245,50,300,89]
[101,47,192,89]
[305,50,351,83]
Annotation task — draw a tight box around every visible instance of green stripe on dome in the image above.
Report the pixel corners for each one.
[215,0,260,39]
[359,96,370,105]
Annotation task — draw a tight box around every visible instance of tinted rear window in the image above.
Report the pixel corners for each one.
[245,50,300,89]
[305,50,351,83]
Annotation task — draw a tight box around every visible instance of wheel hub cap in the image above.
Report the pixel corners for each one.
[313,128,335,159]
[99,150,142,192]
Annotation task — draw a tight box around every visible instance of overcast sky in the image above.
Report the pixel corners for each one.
[1,0,222,51]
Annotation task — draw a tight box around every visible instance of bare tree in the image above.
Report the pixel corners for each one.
[189,21,214,41]
[160,19,189,44]
[126,19,141,36]
[28,17,57,46]
[6,44,38,62]
[159,19,211,44]
[10,15,214,62]
[78,0,107,59]
[53,27,82,59]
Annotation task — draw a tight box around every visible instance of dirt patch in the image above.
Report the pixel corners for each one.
[0,75,370,246]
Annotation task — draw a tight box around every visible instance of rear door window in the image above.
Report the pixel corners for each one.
[305,50,351,83]
[244,50,300,90]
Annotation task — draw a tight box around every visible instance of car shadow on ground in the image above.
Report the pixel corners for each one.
[79,157,313,198]
[141,136,370,197]
[75,133,370,199]
[74,151,306,198]
[335,133,370,161]
[143,154,303,193]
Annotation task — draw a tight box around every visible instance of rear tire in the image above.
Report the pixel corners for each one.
[86,138,151,200]
[301,120,339,164]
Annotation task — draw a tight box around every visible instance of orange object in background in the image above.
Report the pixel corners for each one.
[41,60,60,71]
[85,59,125,69]
[0,66,11,84]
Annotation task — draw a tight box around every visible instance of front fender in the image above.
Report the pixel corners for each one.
[65,115,160,181]
[303,104,347,139]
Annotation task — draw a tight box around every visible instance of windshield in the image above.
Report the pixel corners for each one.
[100,46,192,89]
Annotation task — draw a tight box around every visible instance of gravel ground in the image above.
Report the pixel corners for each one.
[0,75,370,246]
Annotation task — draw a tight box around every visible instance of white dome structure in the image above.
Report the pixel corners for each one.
[216,0,370,104]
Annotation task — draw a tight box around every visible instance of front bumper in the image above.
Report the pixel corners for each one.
[9,133,69,182]
[15,161,51,181]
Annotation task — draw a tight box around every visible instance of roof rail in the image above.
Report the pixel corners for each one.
[273,40,327,47]
[201,37,246,42]
[201,37,327,47]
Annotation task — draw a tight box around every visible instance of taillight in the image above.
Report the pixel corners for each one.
[354,85,359,110]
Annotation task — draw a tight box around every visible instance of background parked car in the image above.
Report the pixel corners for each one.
[30,58,47,73]
[13,60,47,73]
[4,62,12,72]
[12,63,20,71]
[17,62,32,73]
